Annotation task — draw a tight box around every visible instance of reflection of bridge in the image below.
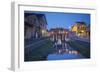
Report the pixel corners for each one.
[47,39,85,60]
[53,38,79,55]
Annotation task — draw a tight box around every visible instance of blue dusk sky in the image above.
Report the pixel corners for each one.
[25,11,90,30]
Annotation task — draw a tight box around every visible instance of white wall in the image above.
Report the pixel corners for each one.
[0,0,100,73]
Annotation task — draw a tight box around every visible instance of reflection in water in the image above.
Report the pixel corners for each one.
[54,39,79,55]
[47,38,84,60]
[57,49,79,55]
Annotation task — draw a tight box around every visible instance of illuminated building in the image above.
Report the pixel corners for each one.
[49,28,69,41]
[71,22,90,37]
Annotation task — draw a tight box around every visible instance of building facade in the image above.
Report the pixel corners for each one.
[24,13,48,39]
[49,28,69,41]
[71,22,90,38]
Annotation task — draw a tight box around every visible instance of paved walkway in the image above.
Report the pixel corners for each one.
[25,38,49,54]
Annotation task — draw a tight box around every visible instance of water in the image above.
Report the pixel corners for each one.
[47,53,84,60]
[47,39,85,60]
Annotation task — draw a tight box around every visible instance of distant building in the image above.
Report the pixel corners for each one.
[49,28,69,41]
[71,22,90,38]
[24,13,48,39]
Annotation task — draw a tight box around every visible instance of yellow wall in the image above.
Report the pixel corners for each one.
[71,25,78,32]
[71,24,89,37]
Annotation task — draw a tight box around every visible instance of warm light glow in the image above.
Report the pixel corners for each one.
[81,30,84,33]
[42,30,45,33]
